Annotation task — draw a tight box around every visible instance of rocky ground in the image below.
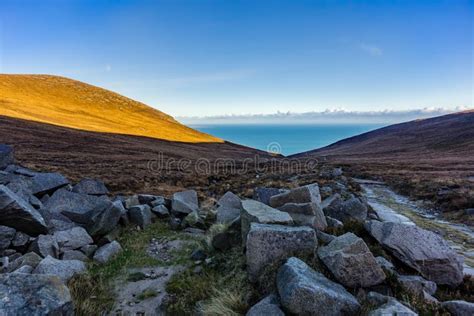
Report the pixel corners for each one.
[1,143,473,316]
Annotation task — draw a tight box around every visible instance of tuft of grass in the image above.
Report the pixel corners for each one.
[137,288,159,301]
[166,246,255,315]
[127,272,147,282]
[70,222,195,315]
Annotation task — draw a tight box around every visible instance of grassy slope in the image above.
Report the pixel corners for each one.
[0,74,221,143]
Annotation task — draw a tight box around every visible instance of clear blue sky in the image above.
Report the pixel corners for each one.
[1,0,472,117]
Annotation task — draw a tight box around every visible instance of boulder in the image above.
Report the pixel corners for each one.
[442,300,474,316]
[0,144,14,169]
[129,205,153,228]
[375,256,395,272]
[151,196,169,208]
[323,196,368,223]
[246,223,317,282]
[316,230,336,244]
[80,244,98,258]
[241,200,293,245]
[326,216,343,229]
[34,255,86,282]
[88,200,124,236]
[171,190,199,215]
[61,250,89,261]
[137,194,158,205]
[93,241,122,264]
[398,275,437,296]
[13,265,33,274]
[28,234,59,258]
[216,206,241,224]
[0,273,73,315]
[277,202,327,231]
[218,191,242,209]
[29,172,69,196]
[53,227,93,251]
[277,257,361,315]
[124,195,140,209]
[269,183,321,208]
[151,205,170,218]
[368,299,417,316]
[11,231,31,251]
[365,220,464,286]
[253,187,288,205]
[0,225,16,250]
[318,232,386,288]
[72,178,109,195]
[0,185,47,235]
[7,252,42,272]
[246,294,285,316]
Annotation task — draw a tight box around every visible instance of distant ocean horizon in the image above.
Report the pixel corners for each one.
[191,124,385,156]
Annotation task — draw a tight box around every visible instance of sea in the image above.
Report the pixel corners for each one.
[191,124,385,156]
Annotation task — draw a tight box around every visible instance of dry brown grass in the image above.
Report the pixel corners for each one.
[0,74,221,143]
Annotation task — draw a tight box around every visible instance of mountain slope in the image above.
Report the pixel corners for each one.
[294,110,474,159]
[0,74,221,143]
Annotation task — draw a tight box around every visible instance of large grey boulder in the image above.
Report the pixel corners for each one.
[318,232,386,288]
[0,225,16,250]
[93,241,122,264]
[0,144,14,169]
[29,172,69,196]
[278,202,327,231]
[34,255,86,282]
[365,220,464,286]
[253,187,288,205]
[151,204,170,218]
[368,299,418,316]
[129,204,153,228]
[171,190,199,215]
[442,300,474,316]
[44,189,121,236]
[246,294,285,316]
[0,185,47,235]
[72,178,109,195]
[241,200,293,245]
[323,195,368,223]
[28,234,59,258]
[53,227,93,251]
[277,257,361,315]
[216,191,242,224]
[246,223,317,282]
[269,183,321,208]
[0,273,73,315]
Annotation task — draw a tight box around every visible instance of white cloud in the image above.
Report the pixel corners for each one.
[358,42,383,56]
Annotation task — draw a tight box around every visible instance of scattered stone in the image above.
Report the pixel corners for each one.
[30,172,70,196]
[0,273,73,315]
[442,300,474,316]
[129,205,153,228]
[368,299,417,316]
[125,195,140,209]
[316,230,336,244]
[375,256,395,272]
[277,257,361,315]
[0,144,14,169]
[365,220,464,286]
[218,191,242,209]
[216,206,241,224]
[137,194,158,205]
[80,244,98,258]
[0,185,48,235]
[324,196,368,223]
[34,255,86,282]
[151,205,170,218]
[269,183,321,208]
[72,178,109,195]
[171,190,199,215]
[320,167,343,179]
[326,216,344,229]
[53,226,93,251]
[7,252,42,272]
[318,232,386,288]
[29,234,59,258]
[253,187,288,205]
[241,200,293,245]
[93,241,123,264]
[398,275,437,297]
[150,196,168,207]
[13,265,33,274]
[277,202,327,231]
[89,200,125,237]
[246,294,284,316]
[61,250,89,261]
[0,225,16,250]
[247,223,317,282]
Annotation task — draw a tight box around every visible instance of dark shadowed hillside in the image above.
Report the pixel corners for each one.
[293,111,474,222]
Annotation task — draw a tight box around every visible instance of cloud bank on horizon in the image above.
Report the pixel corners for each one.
[178,107,472,125]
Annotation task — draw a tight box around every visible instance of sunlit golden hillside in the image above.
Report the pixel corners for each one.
[0,74,222,143]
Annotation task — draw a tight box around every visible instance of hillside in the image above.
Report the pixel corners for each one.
[293,110,474,220]
[0,74,221,143]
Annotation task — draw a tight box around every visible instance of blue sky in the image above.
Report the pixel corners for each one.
[1,0,472,119]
